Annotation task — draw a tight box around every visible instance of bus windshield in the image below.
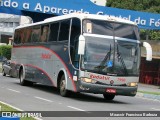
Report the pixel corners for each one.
[81,19,140,76]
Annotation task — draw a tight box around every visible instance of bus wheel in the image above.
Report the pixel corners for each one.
[103,94,115,100]
[60,75,69,97]
[2,69,6,76]
[20,69,33,86]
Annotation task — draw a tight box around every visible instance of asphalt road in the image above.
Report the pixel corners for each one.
[0,74,160,120]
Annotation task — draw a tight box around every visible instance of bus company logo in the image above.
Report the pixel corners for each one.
[41,53,52,59]
[90,74,110,80]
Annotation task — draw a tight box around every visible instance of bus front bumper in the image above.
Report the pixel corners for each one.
[77,80,138,96]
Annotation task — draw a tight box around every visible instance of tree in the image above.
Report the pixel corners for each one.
[107,0,160,13]
[106,0,160,40]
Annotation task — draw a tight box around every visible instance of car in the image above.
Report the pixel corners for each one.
[2,60,12,76]
[0,56,7,62]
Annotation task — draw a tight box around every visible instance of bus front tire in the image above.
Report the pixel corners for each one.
[103,94,115,100]
[60,75,69,97]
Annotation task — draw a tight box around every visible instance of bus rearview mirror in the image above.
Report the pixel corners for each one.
[78,35,85,55]
[143,42,152,61]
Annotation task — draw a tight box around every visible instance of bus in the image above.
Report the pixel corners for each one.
[10,13,152,100]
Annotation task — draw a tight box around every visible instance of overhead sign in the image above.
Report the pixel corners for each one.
[0,0,160,29]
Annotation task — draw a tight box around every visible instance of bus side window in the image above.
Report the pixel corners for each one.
[14,30,21,44]
[40,25,49,42]
[70,18,81,43]
[49,22,59,42]
[59,19,70,41]
[70,18,81,68]
[31,26,41,43]
[20,29,25,44]
[25,28,32,43]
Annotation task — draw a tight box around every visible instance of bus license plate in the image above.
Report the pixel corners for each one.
[106,88,116,93]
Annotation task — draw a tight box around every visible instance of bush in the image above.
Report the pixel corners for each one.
[0,45,12,60]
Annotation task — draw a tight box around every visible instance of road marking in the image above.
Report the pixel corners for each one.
[151,108,160,111]
[34,96,53,103]
[58,103,62,105]
[7,89,21,93]
[67,106,86,111]
[0,100,23,111]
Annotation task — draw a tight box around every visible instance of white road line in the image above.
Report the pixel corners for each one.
[7,88,21,93]
[34,96,53,103]
[67,106,86,111]
[0,100,23,111]
[151,108,160,111]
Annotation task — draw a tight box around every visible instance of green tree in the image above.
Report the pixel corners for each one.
[0,45,12,59]
[107,0,160,40]
[107,0,160,13]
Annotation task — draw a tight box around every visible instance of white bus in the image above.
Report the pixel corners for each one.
[10,13,152,100]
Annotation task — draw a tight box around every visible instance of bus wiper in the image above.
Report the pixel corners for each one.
[117,44,128,75]
[94,44,111,69]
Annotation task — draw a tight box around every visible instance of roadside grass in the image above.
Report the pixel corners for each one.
[138,90,160,95]
[0,102,35,120]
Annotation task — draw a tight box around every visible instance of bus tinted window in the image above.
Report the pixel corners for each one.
[25,28,32,43]
[59,19,70,41]
[14,30,21,44]
[83,19,113,36]
[49,22,59,42]
[83,19,139,40]
[31,26,41,42]
[114,23,139,40]
[70,18,81,42]
[40,25,49,42]
[70,18,81,68]
[20,28,25,44]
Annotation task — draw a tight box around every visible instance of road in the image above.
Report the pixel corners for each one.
[0,74,160,120]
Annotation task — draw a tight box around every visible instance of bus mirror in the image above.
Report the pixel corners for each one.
[78,35,85,55]
[143,42,152,61]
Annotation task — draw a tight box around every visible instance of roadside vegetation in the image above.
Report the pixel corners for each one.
[0,45,12,60]
[107,0,160,40]
[138,90,160,95]
[0,102,35,120]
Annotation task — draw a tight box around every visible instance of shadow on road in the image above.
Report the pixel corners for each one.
[2,73,129,104]
[68,92,128,104]
[13,83,128,104]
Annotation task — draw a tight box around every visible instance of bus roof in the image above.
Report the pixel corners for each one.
[16,13,137,29]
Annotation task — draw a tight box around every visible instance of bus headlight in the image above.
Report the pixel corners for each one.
[127,82,138,87]
[81,78,97,84]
